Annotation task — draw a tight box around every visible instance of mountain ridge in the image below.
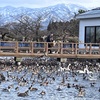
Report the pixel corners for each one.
[0,3,87,28]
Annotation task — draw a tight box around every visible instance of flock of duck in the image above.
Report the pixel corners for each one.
[0,57,100,99]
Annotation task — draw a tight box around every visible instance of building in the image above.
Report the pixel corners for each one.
[76,8,100,48]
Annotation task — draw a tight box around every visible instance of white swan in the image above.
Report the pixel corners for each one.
[64,63,71,71]
[84,65,93,74]
[59,63,71,72]
[77,65,93,74]
[59,67,65,72]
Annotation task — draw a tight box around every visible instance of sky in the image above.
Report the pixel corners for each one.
[0,0,100,9]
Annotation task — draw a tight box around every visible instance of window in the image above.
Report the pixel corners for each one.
[85,26,100,43]
[96,26,100,43]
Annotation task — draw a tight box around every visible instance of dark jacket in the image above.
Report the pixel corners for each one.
[46,35,53,47]
[46,35,51,42]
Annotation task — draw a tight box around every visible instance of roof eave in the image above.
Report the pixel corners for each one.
[76,14,100,19]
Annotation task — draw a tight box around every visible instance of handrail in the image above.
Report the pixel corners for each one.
[0,41,100,58]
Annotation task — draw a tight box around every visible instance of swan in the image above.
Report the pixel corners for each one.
[58,63,71,72]
[77,70,84,74]
[84,65,93,74]
[59,67,65,72]
[77,65,93,74]
[64,63,71,71]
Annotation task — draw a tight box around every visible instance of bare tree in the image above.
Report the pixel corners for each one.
[0,27,9,41]
[11,14,43,41]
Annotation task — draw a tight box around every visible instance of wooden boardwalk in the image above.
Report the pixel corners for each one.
[0,41,100,58]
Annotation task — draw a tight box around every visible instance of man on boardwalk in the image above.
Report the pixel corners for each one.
[46,33,54,53]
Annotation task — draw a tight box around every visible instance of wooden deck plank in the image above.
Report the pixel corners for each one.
[0,52,100,58]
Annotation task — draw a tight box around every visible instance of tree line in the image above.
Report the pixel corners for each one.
[0,9,86,42]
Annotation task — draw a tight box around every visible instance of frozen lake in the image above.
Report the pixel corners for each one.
[0,58,100,100]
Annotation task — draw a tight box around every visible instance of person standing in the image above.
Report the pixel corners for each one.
[46,33,54,53]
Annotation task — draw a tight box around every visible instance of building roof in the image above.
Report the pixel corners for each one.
[76,9,100,19]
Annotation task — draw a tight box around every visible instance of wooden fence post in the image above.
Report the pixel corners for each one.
[16,41,18,54]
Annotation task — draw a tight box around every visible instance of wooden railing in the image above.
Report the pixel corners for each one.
[0,41,100,58]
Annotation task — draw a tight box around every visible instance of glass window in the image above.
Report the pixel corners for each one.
[96,27,100,43]
[85,26,100,43]
[85,26,95,43]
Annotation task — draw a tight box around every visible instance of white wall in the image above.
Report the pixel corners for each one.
[79,18,100,48]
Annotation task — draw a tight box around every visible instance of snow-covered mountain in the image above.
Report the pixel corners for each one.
[0,3,87,27]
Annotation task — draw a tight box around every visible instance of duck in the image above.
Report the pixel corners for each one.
[17,90,29,97]
[17,62,21,66]
[40,91,46,95]
[29,85,38,91]
[43,81,49,86]
[52,77,55,81]
[2,86,11,92]
[74,78,78,82]
[98,88,100,92]
[75,85,80,90]
[90,82,95,87]
[18,81,28,86]
[88,74,97,81]
[15,86,19,91]
[56,86,62,91]
[78,88,85,97]
[8,84,14,89]
[67,83,71,88]
[61,75,65,84]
